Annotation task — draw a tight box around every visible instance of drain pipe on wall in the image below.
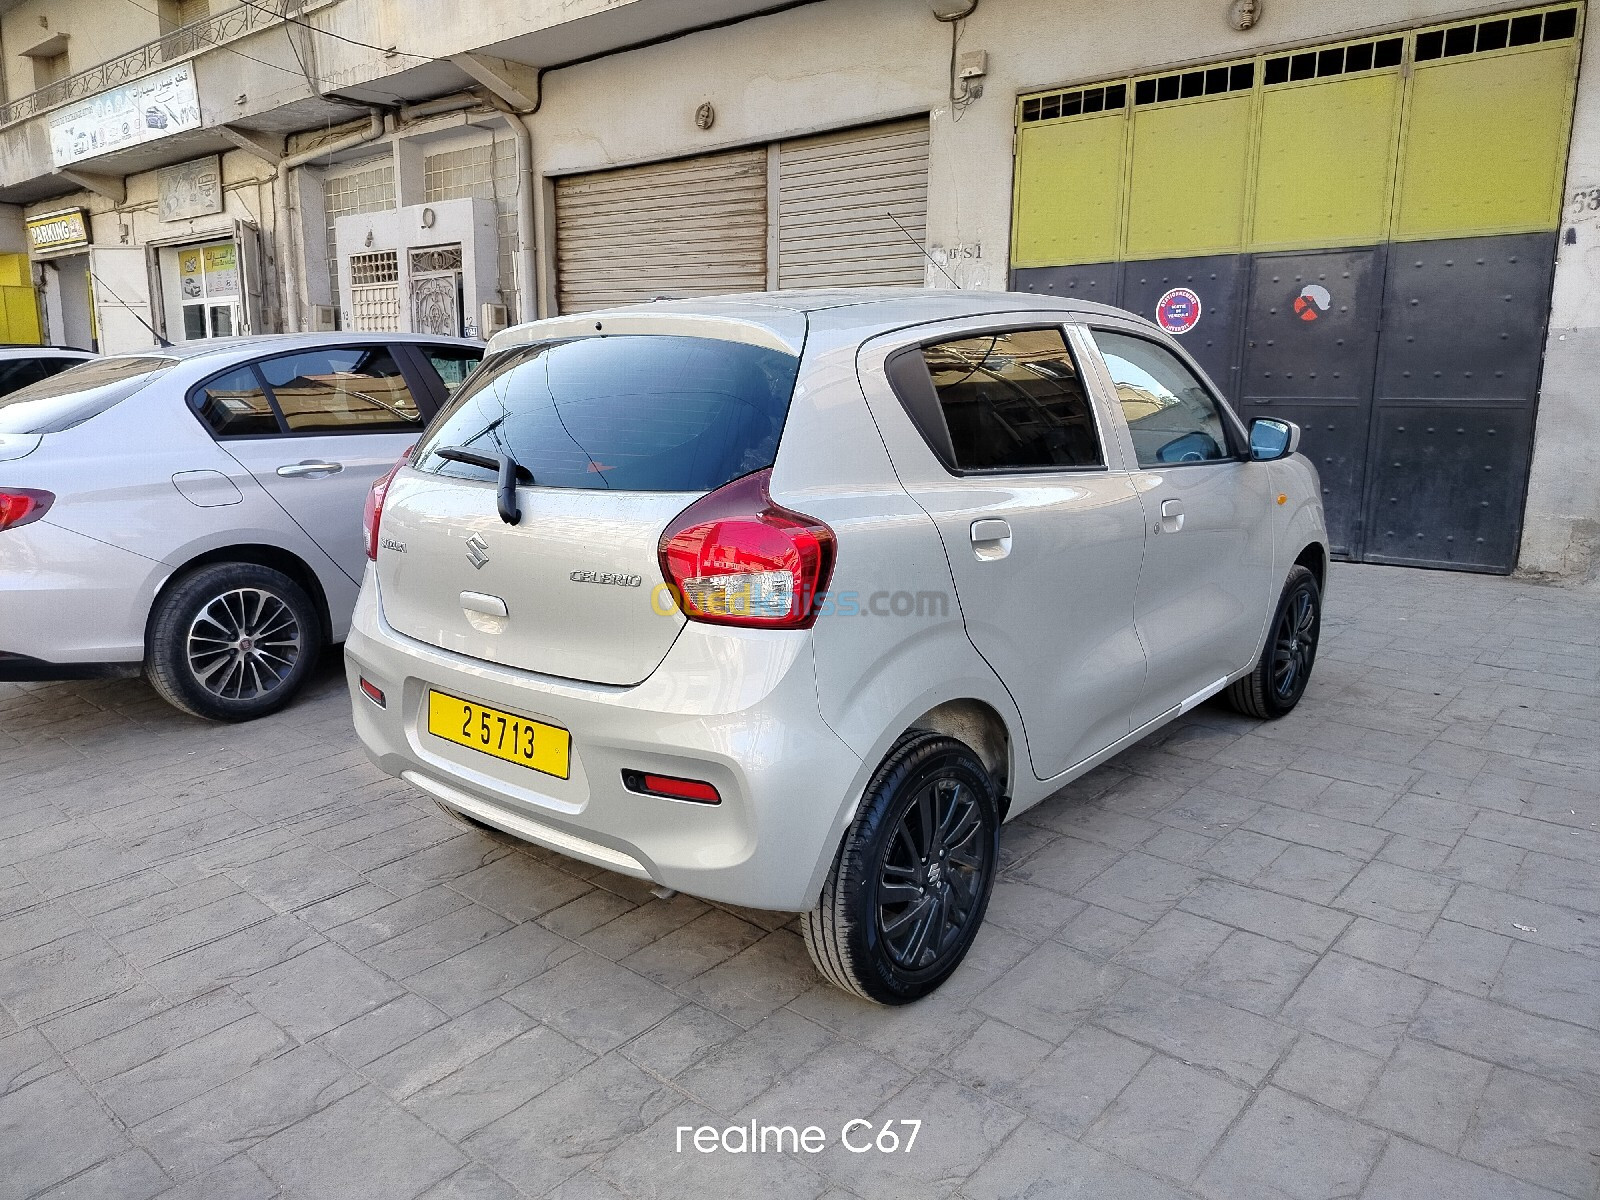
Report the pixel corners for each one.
[478,89,536,328]
[273,107,387,333]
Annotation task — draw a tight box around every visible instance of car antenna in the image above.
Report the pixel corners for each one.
[88,271,173,347]
[887,210,962,290]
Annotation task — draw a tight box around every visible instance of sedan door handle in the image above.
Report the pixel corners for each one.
[1159,498,1185,534]
[276,460,344,478]
[970,518,1012,561]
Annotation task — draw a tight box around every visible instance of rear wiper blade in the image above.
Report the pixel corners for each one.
[435,446,534,526]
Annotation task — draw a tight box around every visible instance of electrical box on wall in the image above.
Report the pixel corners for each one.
[333,198,497,339]
[480,303,508,337]
[309,304,338,331]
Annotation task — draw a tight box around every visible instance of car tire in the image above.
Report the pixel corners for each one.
[146,562,322,722]
[803,731,1000,1005]
[1226,563,1321,720]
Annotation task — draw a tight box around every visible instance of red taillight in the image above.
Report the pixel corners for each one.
[0,488,53,532]
[364,449,413,561]
[657,469,835,629]
[622,770,721,805]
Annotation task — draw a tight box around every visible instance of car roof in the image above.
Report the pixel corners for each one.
[107,331,483,364]
[488,288,1150,357]
[0,345,95,357]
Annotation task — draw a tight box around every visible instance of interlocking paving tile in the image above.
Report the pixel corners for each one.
[2,564,1599,1198]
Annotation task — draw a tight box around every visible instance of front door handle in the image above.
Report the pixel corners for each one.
[970,518,1012,561]
[1159,498,1185,534]
[276,460,344,479]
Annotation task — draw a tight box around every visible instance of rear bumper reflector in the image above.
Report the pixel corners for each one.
[359,677,386,707]
[622,769,721,805]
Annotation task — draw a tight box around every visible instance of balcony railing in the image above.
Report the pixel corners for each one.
[0,0,337,130]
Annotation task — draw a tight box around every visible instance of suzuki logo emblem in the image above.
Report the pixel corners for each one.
[465,533,490,570]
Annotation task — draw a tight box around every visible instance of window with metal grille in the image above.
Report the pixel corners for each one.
[1020,82,1127,123]
[1263,36,1404,85]
[410,246,463,273]
[1415,5,1577,62]
[1133,60,1255,107]
[348,251,398,286]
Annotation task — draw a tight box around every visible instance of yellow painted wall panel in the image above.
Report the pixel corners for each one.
[1252,72,1401,251]
[1125,94,1253,259]
[1,286,40,344]
[1395,44,1577,240]
[0,254,28,288]
[1012,114,1125,268]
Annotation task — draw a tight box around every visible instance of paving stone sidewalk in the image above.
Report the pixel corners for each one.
[1,563,1598,1200]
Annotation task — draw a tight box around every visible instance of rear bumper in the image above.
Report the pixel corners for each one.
[0,520,155,665]
[345,575,863,911]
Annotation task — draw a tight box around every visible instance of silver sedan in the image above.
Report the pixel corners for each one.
[0,332,482,719]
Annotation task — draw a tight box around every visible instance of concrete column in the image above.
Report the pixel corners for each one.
[1521,21,1600,580]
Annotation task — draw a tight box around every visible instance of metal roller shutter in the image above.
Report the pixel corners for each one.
[553,148,768,313]
[775,119,930,288]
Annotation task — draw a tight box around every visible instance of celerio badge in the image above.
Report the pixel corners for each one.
[466,533,490,570]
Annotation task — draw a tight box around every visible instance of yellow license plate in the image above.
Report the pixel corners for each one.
[426,690,571,779]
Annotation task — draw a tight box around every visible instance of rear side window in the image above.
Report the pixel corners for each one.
[888,327,1103,472]
[258,347,421,433]
[0,356,175,435]
[195,367,277,437]
[415,335,801,492]
[418,345,484,394]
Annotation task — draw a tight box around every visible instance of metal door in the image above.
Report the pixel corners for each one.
[1239,248,1388,558]
[774,119,930,287]
[553,148,768,313]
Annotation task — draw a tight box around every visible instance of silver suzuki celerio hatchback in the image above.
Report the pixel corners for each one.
[347,289,1329,1004]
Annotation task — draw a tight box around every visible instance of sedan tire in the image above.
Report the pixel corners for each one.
[1226,563,1321,720]
[804,731,1000,1004]
[146,562,322,721]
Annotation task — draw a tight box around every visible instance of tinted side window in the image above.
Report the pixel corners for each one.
[419,345,484,395]
[416,335,800,493]
[195,366,279,437]
[257,346,422,434]
[1093,331,1232,467]
[0,358,56,397]
[901,328,1103,471]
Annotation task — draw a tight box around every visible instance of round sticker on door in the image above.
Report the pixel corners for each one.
[1155,287,1202,335]
[1293,283,1332,322]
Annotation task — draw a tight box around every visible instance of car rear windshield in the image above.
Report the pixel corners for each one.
[0,356,177,434]
[414,335,801,492]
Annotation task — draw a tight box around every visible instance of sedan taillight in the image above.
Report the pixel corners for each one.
[658,469,835,629]
[0,488,53,532]
[363,449,413,561]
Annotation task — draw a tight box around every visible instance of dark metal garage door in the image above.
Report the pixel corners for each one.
[1009,4,1581,572]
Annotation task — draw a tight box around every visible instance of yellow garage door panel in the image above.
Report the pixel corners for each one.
[1126,94,1253,260]
[1012,114,1125,268]
[1395,42,1578,241]
[0,287,40,345]
[1252,71,1402,251]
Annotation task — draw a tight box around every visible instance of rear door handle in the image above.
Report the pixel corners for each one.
[970,518,1012,561]
[1159,498,1185,534]
[276,460,344,478]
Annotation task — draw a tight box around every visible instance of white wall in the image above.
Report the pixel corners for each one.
[1523,7,1600,578]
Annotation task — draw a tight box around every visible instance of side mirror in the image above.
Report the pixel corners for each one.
[1249,417,1300,462]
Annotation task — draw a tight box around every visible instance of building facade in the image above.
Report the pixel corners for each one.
[0,0,1594,577]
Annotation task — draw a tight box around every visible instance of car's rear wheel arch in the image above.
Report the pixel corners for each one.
[149,544,333,649]
[906,698,1012,816]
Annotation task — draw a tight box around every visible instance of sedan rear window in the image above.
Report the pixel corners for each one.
[0,356,176,435]
[414,335,800,492]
